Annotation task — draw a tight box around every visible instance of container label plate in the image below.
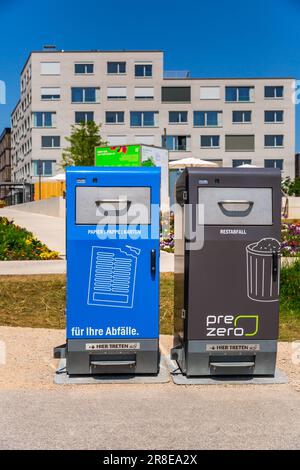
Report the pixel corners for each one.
[86,342,140,351]
[206,344,260,352]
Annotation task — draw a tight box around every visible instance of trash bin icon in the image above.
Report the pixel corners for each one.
[88,245,141,308]
[246,238,280,302]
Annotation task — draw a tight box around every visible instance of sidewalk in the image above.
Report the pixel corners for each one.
[0,207,65,255]
[0,260,66,275]
[0,252,174,275]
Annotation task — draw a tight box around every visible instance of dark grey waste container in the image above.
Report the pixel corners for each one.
[171,168,281,377]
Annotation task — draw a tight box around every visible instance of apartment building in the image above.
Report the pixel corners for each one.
[11,49,295,182]
[296,153,300,178]
[0,127,11,183]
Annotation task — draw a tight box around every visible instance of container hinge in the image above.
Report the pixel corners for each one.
[181,309,186,319]
[183,191,188,202]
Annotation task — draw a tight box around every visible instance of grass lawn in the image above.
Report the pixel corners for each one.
[0,274,66,329]
[0,271,299,341]
[279,259,300,341]
[0,274,174,334]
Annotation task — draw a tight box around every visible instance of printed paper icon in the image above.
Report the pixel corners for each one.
[87,245,141,308]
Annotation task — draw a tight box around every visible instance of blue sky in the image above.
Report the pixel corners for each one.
[1,0,300,148]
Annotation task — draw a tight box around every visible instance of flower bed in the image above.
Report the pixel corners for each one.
[160,212,174,253]
[0,217,59,261]
[281,223,300,257]
[160,233,174,253]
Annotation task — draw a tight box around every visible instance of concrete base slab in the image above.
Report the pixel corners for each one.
[167,357,288,385]
[55,354,170,384]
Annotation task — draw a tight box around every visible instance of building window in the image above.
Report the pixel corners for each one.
[225,86,254,102]
[200,135,220,148]
[161,86,191,102]
[264,135,284,147]
[130,111,158,127]
[40,62,60,75]
[232,159,252,167]
[107,62,126,74]
[74,63,94,74]
[264,110,284,123]
[75,112,94,124]
[264,86,284,99]
[41,136,60,148]
[200,86,220,100]
[32,112,56,127]
[232,110,252,123]
[134,87,154,100]
[225,135,255,152]
[41,87,60,101]
[105,111,125,124]
[106,87,127,100]
[164,135,190,151]
[264,159,283,170]
[194,111,222,127]
[71,87,100,103]
[135,63,152,77]
[169,111,188,124]
[33,160,55,176]
[107,135,127,145]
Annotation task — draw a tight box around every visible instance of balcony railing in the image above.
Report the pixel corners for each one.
[163,70,190,79]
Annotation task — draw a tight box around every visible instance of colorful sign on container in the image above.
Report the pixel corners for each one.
[95,144,169,210]
[95,145,142,167]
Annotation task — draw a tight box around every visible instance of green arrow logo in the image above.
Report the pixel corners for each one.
[234,315,259,337]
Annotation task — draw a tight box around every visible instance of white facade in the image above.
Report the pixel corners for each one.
[11,50,295,182]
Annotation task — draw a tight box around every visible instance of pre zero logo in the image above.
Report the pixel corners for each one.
[206,314,259,337]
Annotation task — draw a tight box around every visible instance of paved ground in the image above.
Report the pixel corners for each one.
[0,207,65,255]
[0,259,67,275]
[0,326,299,449]
[1,386,300,450]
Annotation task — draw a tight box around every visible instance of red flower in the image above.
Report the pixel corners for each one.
[117,146,127,154]
[108,145,128,154]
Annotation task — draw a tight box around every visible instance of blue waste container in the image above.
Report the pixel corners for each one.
[59,167,160,375]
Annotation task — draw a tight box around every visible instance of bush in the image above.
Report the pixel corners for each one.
[281,177,300,196]
[0,217,59,261]
[280,258,300,311]
[280,258,300,340]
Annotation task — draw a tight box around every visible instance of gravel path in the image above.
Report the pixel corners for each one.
[0,326,299,391]
[0,327,299,449]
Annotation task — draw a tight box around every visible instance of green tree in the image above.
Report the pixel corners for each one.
[281,177,300,196]
[61,121,106,168]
